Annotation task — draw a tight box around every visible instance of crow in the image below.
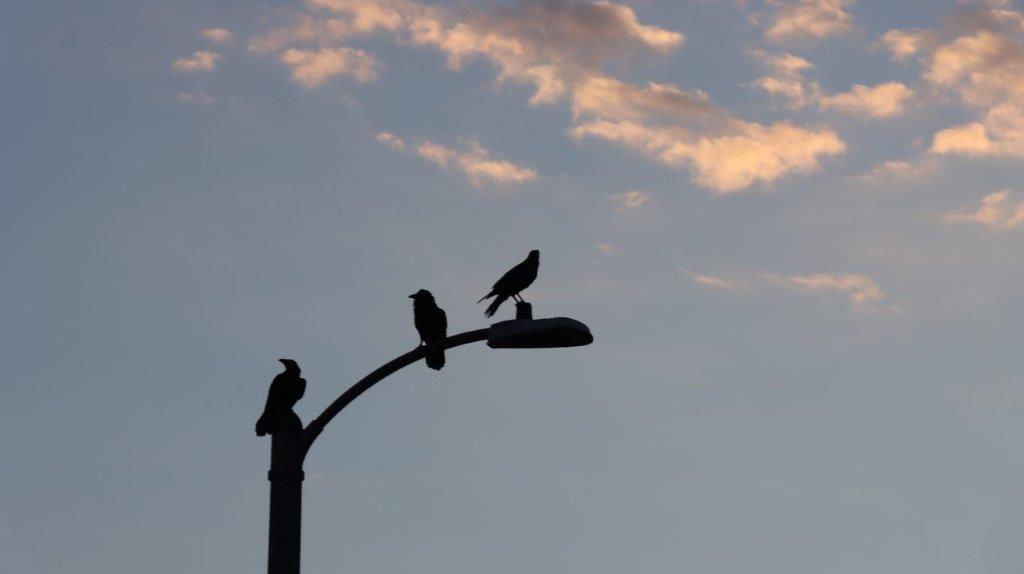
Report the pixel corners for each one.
[410,289,447,370]
[477,250,539,318]
[255,359,306,436]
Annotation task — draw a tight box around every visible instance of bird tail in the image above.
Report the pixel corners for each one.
[425,343,445,370]
[255,411,271,437]
[484,294,509,318]
[477,290,496,304]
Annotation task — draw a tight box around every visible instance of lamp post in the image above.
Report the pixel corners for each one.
[262,309,593,574]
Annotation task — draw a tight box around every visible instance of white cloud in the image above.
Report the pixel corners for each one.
[764,0,854,42]
[571,118,844,193]
[750,50,819,109]
[944,189,1024,228]
[279,47,380,88]
[177,90,215,105]
[767,272,887,308]
[609,190,649,211]
[692,274,743,290]
[202,28,235,44]
[880,29,928,62]
[375,131,406,151]
[248,0,848,193]
[413,139,537,186]
[172,50,220,73]
[818,82,914,118]
[751,51,911,117]
[931,103,1024,157]
[852,159,937,182]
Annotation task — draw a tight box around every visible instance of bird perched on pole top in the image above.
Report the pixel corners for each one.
[478,250,540,318]
[410,289,447,370]
[255,359,306,436]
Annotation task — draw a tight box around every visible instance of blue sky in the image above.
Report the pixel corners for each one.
[4,0,1024,572]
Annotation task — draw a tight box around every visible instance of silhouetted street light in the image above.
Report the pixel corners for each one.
[262,303,592,574]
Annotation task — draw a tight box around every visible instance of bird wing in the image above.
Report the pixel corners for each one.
[493,261,527,294]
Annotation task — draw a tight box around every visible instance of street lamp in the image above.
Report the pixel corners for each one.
[262,306,592,574]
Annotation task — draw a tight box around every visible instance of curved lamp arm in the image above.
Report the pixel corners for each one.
[302,328,490,454]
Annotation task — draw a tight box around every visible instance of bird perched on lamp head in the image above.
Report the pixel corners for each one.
[477,249,539,318]
[255,358,306,436]
[410,289,447,370]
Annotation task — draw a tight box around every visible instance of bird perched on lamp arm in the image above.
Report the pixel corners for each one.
[410,289,448,370]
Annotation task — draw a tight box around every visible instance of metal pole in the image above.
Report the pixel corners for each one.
[268,422,305,574]
[265,329,490,574]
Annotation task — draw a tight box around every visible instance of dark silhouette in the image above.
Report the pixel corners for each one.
[255,359,306,436]
[478,249,540,317]
[409,289,447,370]
[255,257,594,574]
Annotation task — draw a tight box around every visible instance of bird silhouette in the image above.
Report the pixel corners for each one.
[255,359,306,436]
[410,289,447,370]
[477,250,540,318]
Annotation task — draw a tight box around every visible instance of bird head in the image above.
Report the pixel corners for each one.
[278,358,300,374]
[528,250,540,260]
[409,289,434,302]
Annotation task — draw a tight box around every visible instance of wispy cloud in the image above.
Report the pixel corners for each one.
[377,132,537,186]
[249,0,846,193]
[415,140,537,186]
[766,272,889,309]
[691,273,744,290]
[818,82,914,118]
[609,190,649,211]
[944,190,1024,228]
[375,131,406,151]
[279,47,380,88]
[751,50,913,117]
[172,50,220,73]
[881,2,1024,159]
[686,269,892,310]
[763,0,854,42]
[851,159,938,183]
[177,89,215,105]
[202,28,235,44]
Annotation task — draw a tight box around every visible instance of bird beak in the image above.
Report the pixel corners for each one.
[408,294,416,298]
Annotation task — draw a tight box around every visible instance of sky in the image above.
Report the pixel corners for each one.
[3,0,1024,572]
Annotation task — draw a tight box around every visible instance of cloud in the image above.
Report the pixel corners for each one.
[609,190,649,211]
[764,0,854,42]
[880,29,929,62]
[571,75,716,123]
[412,139,537,186]
[852,158,938,182]
[944,189,1024,228]
[931,103,1024,157]
[172,50,220,73]
[375,131,406,151]
[767,272,887,308]
[750,50,819,109]
[818,82,913,118]
[177,89,215,105]
[572,118,844,193]
[596,242,618,255]
[751,50,912,117]
[279,47,380,88]
[202,28,235,44]
[691,274,743,290]
[883,2,1024,159]
[249,0,846,192]
[924,30,1024,108]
